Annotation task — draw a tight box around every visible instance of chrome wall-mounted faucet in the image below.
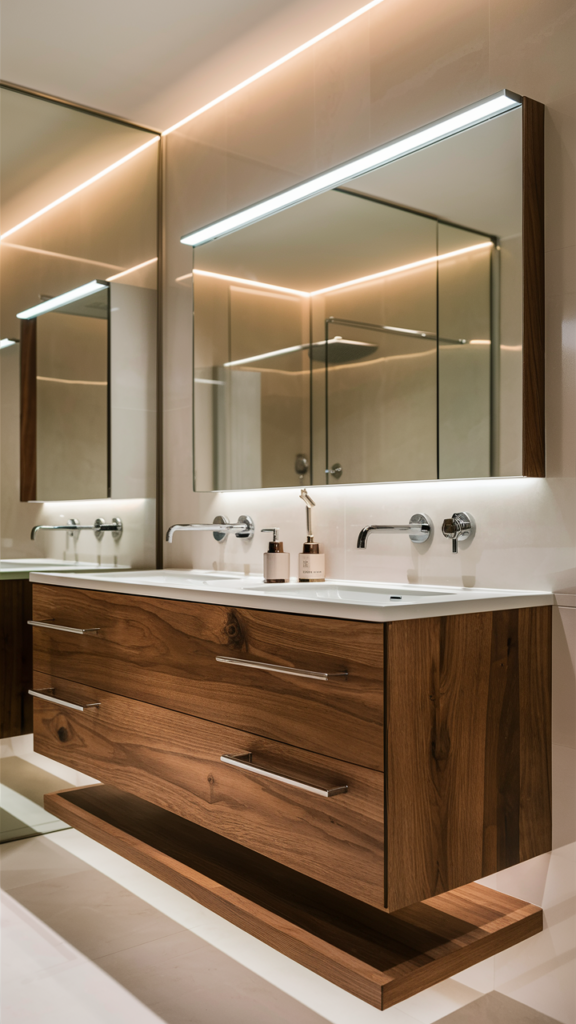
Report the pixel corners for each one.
[357,513,432,548]
[166,515,255,543]
[441,512,475,553]
[31,517,123,540]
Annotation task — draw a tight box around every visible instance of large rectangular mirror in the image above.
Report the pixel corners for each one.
[0,83,159,503]
[187,92,544,490]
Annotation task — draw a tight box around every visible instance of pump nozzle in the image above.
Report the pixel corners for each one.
[299,488,315,541]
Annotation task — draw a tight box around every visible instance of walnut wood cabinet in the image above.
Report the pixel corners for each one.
[30,582,551,1007]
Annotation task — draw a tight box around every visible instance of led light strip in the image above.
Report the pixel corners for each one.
[17,280,108,320]
[1,137,159,242]
[185,241,492,298]
[181,92,520,247]
[107,257,158,281]
[162,0,388,137]
[1,241,123,271]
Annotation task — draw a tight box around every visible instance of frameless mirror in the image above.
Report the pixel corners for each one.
[188,93,544,490]
[0,84,159,502]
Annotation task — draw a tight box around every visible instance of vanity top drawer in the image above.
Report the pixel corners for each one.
[32,584,384,770]
[31,679,385,908]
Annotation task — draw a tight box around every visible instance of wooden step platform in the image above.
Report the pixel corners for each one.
[45,785,542,1010]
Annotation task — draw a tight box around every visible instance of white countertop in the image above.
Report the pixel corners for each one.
[1,560,130,581]
[28,568,554,622]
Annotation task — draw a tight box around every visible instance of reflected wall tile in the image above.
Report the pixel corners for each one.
[545,289,576,481]
[313,17,371,173]
[368,0,490,148]
[553,607,576,751]
[552,743,576,850]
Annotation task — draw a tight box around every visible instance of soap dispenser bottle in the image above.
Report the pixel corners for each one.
[298,489,325,582]
[261,528,290,583]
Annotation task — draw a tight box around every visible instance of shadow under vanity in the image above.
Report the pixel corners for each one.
[29,570,552,1009]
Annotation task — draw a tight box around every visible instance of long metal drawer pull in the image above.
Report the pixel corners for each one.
[28,688,100,711]
[220,752,348,797]
[28,619,100,635]
[215,655,347,682]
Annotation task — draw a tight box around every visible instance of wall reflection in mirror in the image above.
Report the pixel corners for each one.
[0,84,158,502]
[191,103,522,489]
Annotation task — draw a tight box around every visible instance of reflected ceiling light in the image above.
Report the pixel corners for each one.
[1,137,159,242]
[1,241,123,271]
[163,0,388,138]
[224,338,376,368]
[17,280,108,319]
[181,92,520,247]
[310,241,493,295]
[187,268,308,296]
[186,241,492,298]
[469,339,491,345]
[107,257,158,281]
[0,338,19,349]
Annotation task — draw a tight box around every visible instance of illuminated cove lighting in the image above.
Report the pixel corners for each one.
[107,257,158,281]
[186,241,493,298]
[17,280,108,319]
[1,138,159,242]
[181,92,520,247]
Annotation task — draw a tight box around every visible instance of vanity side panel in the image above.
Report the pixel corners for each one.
[518,605,552,860]
[386,608,552,911]
[386,614,492,910]
[0,580,33,736]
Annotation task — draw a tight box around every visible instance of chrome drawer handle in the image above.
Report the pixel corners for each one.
[28,619,100,635]
[215,656,347,682]
[28,688,100,711]
[220,752,348,797]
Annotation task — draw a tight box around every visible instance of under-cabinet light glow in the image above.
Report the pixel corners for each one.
[162,0,388,138]
[0,338,18,349]
[0,137,159,242]
[17,280,108,320]
[107,257,158,281]
[181,93,520,247]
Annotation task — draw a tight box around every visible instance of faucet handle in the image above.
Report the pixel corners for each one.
[442,513,475,553]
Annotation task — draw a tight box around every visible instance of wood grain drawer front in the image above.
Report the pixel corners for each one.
[31,585,384,770]
[32,679,385,907]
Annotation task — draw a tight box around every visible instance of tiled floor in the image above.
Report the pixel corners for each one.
[0,740,570,1024]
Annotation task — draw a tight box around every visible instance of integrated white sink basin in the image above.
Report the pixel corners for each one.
[28,568,554,623]
[245,582,451,604]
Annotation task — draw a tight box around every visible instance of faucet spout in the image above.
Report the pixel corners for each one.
[357,514,432,548]
[166,516,255,544]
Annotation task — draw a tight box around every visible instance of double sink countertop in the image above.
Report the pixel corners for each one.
[28,568,554,623]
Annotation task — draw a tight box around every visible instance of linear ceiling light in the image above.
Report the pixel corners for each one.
[0,338,19,349]
[17,280,108,320]
[181,92,520,247]
[107,257,158,281]
[163,0,387,138]
[1,137,159,242]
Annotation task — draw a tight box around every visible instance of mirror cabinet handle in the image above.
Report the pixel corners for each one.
[215,655,347,681]
[220,752,348,797]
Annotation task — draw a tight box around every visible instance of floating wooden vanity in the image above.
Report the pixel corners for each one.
[29,574,552,1008]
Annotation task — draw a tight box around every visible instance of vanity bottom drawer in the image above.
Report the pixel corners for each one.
[32,678,385,908]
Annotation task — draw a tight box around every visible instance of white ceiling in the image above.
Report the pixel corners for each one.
[0,0,359,130]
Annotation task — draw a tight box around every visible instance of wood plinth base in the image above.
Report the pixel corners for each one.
[45,785,542,1010]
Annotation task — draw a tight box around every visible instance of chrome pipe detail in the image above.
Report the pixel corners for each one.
[28,688,100,711]
[215,655,347,681]
[220,752,348,797]
[28,620,100,635]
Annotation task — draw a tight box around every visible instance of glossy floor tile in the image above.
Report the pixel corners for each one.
[0,756,72,843]
[436,991,562,1022]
